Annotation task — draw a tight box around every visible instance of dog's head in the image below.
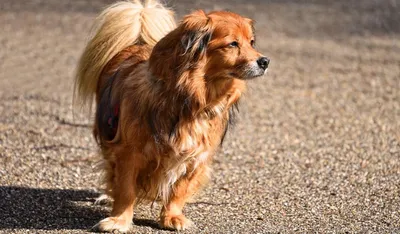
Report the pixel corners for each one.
[150,10,268,81]
[180,10,269,80]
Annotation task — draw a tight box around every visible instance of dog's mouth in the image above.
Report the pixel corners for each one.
[230,64,268,80]
[243,68,268,79]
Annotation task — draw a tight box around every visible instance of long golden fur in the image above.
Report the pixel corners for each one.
[74,0,269,232]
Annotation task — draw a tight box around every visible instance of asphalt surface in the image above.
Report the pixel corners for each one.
[0,0,399,233]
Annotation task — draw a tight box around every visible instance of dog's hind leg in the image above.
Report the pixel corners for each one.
[160,163,211,230]
[93,149,143,233]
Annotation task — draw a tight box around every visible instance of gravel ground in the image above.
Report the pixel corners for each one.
[0,0,399,233]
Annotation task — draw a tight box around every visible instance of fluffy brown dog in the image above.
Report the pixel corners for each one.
[74,0,269,232]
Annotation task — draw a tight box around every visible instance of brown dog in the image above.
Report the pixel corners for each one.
[74,0,269,232]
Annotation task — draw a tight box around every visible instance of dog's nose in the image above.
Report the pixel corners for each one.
[257,57,270,70]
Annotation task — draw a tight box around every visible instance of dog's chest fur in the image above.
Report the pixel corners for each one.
[147,110,229,202]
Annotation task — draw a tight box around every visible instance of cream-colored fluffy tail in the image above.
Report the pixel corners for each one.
[74,0,176,110]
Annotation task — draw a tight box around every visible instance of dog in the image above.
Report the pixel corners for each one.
[74,0,269,232]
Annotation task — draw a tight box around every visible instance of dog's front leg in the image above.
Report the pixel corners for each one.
[94,150,141,233]
[160,163,210,230]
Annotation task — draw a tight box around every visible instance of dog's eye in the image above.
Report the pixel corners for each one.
[229,41,239,47]
[250,39,255,47]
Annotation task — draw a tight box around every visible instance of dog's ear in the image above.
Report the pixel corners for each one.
[180,10,213,63]
[244,17,253,26]
[244,17,255,35]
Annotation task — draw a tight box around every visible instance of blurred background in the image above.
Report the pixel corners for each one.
[0,0,399,233]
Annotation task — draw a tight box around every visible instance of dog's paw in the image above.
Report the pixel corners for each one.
[160,214,193,230]
[92,217,132,233]
[94,194,113,205]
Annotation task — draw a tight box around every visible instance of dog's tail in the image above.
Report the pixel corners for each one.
[74,0,176,110]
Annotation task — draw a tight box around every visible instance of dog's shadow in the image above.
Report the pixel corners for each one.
[0,186,162,232]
